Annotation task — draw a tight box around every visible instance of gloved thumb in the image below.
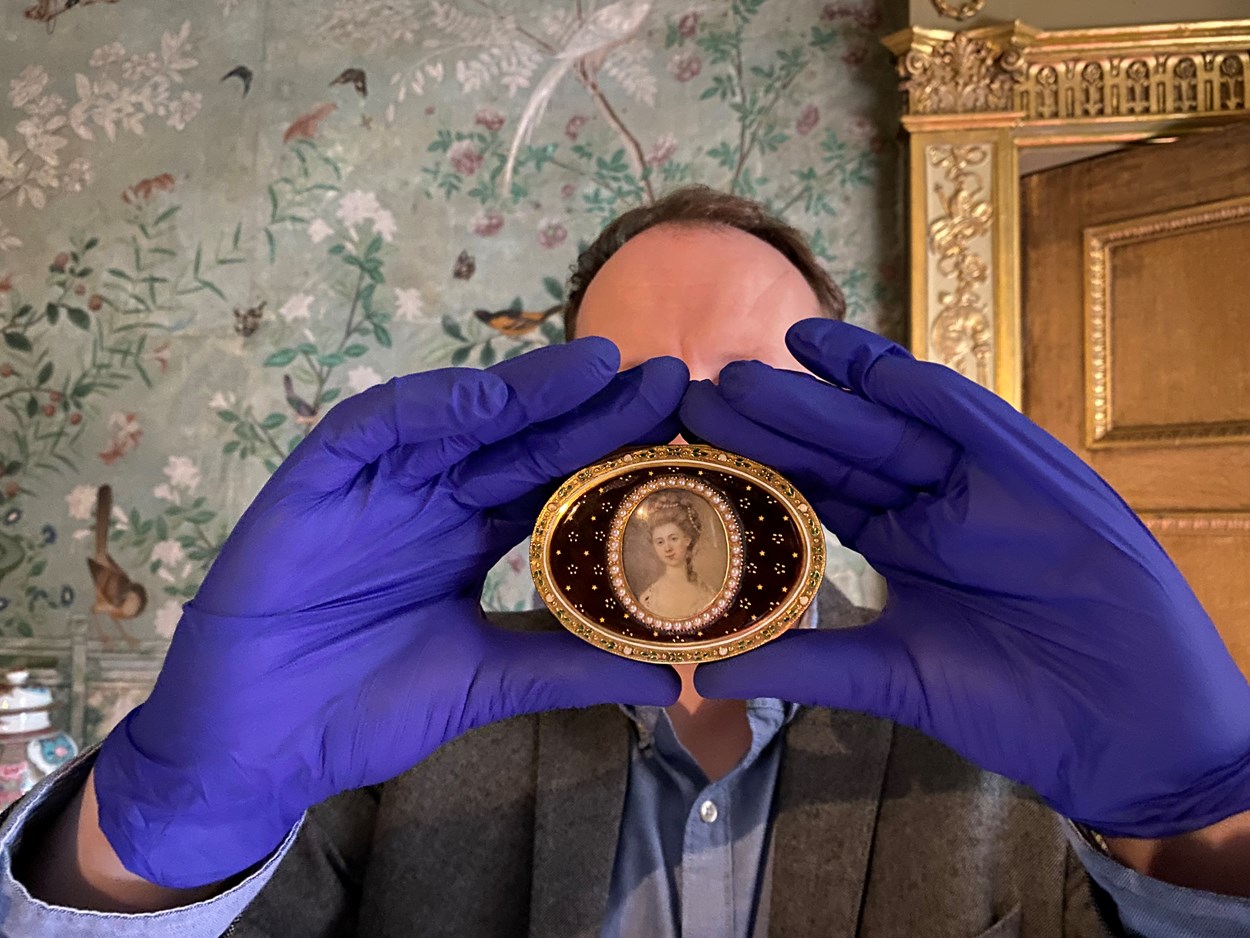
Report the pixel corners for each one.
[482,629,682,718]
[693,626,912,726]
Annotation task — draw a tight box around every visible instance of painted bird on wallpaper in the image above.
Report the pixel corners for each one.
[474,303,562,338]
[502,0,653,192]
[233,300,265,337]
[24,0,117,32]
[87,484,144,651]
[283,374,318,427]
[331,68,368,99]
[222,65,255,98]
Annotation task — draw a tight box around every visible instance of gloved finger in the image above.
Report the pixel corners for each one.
[785,319,1029,455]
[680,380,913,513]
[292,367,511,491]
[716,360,958,490]
[693,626,917,729]
[451,356,689,509]
[293,339,623,491]
[479,628,682,718]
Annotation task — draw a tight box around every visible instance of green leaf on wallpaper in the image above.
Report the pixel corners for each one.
[188,511,215,525]
[372,324,392,348]
[261,413,286,430]
[217,410,239,423]
[328,244,345,256]
[264,459,280,474]
[480,342,497,367]
[543,277,565,302]
[3,331,32,352]
[156,515,168,540]
[153,205,180,227]
[317,353,344,367]
[539,320,563,345]
[66,307,91,330]
[36,362,53,385]
[450,346,470,366]
[223,440,241,455]
[264,348,298,367]
[25,396,37,417]
[503,343,530,360]
[197,279,226,301]
[265,229,276,263]
[30,560,46,577]
[16,622,33,638]
[107,268,133,281]
[84,237,98,251]
[441,315,466,341]
[136,363,152,389]
[344,344,368,358]
[319,387,340,404]
[365,234,382,257]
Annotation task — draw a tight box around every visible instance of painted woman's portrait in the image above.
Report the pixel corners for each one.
[622,488,729,621]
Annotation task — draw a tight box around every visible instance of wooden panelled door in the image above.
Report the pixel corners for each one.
[1021,121,1250,677]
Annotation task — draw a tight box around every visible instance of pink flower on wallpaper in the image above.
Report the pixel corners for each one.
[646,134,677,167]
[560,183,577,199]
[819,3,880,28]
[796,104,820,136]
[448,140,484,176]
[847,114,883,150]
[0,274,11,293]
[843,45,869,68]
[474,107,506,132]
[99,412,142,465]
[536,219,567,249]
[564,114,590,140]
[471,210,504,236]
[677,11,700,39]
[668,53,702,83]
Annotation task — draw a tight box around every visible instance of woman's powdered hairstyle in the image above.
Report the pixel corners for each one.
[562,184,846,337]
[643,491,703,584]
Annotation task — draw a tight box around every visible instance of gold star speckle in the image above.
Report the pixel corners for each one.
[591,584,598,591]
[757,584,763,590]
[791,552,798,558]
[758,515,764,521]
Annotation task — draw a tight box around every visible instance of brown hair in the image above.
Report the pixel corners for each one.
[563,184,846,337]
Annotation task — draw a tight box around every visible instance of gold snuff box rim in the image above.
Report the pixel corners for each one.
[530,444,825,663]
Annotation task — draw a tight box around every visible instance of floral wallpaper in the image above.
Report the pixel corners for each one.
[0,0,900,654]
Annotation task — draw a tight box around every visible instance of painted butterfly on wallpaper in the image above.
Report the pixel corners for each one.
[453,250,476,281]
[86,484,145,651]
[474,304,562,338]
[233,301,265,338]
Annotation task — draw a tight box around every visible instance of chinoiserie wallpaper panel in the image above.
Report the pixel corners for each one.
[0,0,900,649]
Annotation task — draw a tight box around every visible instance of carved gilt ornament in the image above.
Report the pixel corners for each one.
[930,0,987,23]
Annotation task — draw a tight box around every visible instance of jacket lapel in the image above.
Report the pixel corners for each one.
[529,704,633,938]
[766,585,894,938]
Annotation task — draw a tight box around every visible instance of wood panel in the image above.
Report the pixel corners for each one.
[1021,121,1250,675]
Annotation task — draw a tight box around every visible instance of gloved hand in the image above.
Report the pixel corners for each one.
[681,318,1250,840]
[93,338,686,888]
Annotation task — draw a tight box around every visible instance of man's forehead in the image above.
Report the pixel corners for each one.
[581,223,807,311]
[575,223,820,377]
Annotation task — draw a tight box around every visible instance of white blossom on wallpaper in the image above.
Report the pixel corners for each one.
[0,0,897,647]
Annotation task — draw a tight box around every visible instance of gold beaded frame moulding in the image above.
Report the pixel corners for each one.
[531,445,825,663]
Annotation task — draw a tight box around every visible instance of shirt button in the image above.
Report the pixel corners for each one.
[699,799,719,823]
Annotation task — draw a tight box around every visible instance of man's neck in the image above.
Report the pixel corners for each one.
[666,664,751,782]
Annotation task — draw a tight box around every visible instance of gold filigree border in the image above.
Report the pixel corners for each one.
[531,445,825,664]
[1084,194,1250,448]
[1143,513,1250,532]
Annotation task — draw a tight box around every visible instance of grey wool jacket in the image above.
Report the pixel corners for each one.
[220,587,1116,938]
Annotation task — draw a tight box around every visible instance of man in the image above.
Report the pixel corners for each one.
[4,186,1250,937]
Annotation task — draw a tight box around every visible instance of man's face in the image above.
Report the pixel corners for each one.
[574,223,823,381]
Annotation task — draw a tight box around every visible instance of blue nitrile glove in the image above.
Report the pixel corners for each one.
[92,338,686,889]
[681,318,1250,840]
